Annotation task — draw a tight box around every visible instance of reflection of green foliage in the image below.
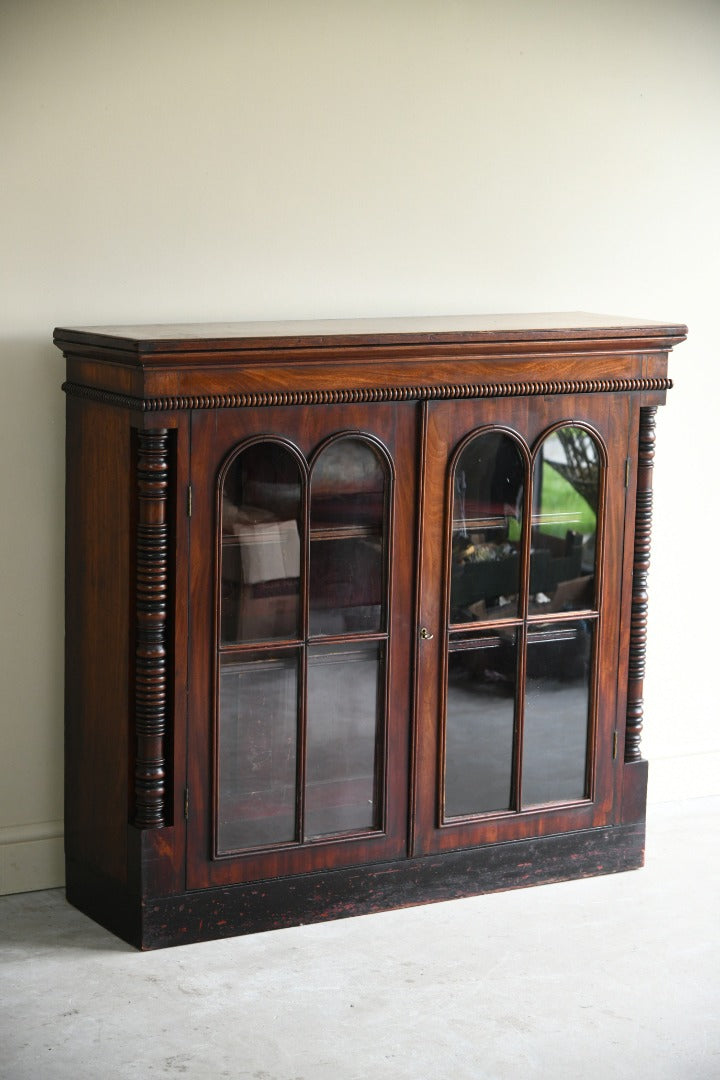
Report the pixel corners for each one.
[540,462,596,537]
[506,463,596,541]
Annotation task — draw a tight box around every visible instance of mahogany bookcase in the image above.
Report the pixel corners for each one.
[56,313,686,948]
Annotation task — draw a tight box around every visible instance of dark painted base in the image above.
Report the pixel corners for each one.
[67,822,645,950]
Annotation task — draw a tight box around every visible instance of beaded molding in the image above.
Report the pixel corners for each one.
[63,376,672,411]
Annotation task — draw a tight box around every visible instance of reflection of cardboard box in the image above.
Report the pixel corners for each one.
[232,520,300,640]
[229,519,300,585]
[221,509,301,641]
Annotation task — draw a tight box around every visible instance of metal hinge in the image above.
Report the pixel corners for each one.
[612,731,619,760]
[625,458,631,488]
[186,484,193,517]
[184,787,190,820]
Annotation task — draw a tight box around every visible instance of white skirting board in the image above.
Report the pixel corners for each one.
[0,821,64,895]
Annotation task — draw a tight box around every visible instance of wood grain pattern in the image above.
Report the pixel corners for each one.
[64,397,131,882]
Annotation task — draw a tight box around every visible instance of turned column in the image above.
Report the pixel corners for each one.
[625,407,657,763]
[133,428,170,827]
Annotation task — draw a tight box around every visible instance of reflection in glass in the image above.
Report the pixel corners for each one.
[521,621,593,806]
[530,427,599,614]
[310,438,386,636]
[305,643,382,839]
[221,443,302,643]
[444,630,517,818]
[217,651,298,853]
[450,432,524,623]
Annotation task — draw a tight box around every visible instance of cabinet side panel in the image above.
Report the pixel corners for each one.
[65,396,131,883]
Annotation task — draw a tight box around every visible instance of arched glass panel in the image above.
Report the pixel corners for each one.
[523,425,600,807]
[220,442,302,644]
[530,427,600,614]
[444,431,525,821]
[304,436,388,839]
[450,431,525,623]
[309,437,387,636]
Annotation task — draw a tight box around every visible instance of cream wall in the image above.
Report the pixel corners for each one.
[1,0,718,894]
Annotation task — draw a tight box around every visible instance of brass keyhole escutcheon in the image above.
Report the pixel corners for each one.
[420,627,434,640]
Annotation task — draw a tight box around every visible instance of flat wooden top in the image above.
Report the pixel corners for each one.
[54,312,687,355]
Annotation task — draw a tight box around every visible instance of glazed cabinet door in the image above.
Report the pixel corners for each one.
[186,402,417,889]
[413,393,631,855]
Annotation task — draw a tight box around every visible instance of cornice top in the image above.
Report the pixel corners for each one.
[54,312,688,361]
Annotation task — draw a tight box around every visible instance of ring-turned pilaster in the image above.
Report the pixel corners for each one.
[133,428,170,828]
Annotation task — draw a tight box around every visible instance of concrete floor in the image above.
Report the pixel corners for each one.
[1,797,718,1080]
